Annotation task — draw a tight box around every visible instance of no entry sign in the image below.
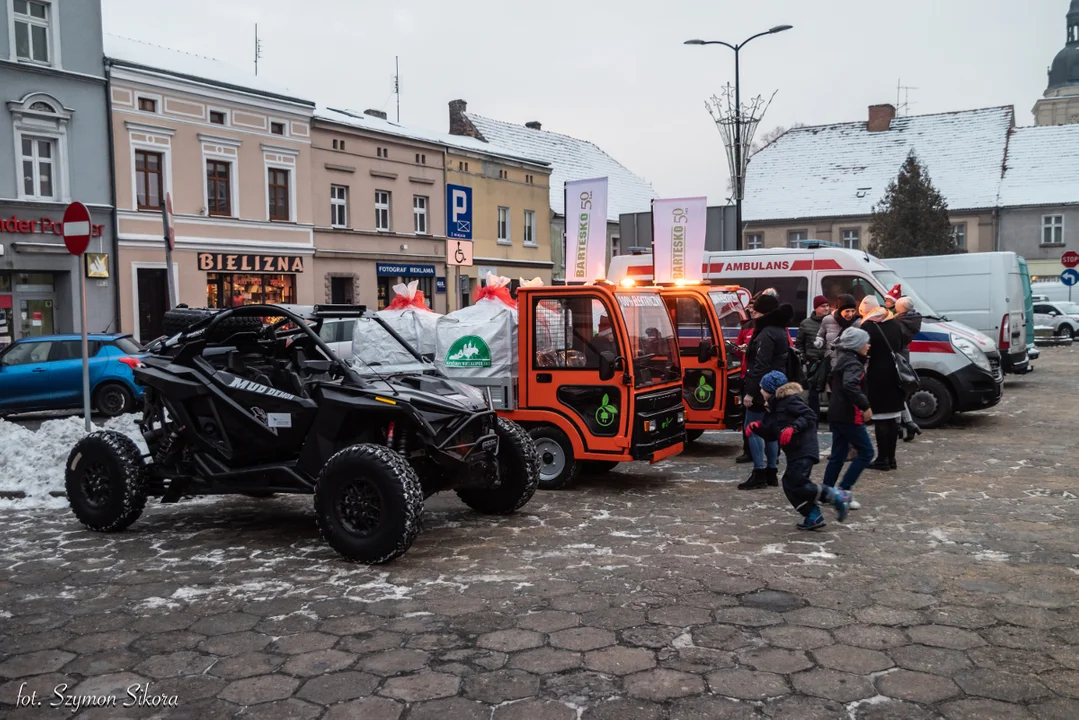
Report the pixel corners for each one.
[62,201,92,255]
[1061,250,1079,269]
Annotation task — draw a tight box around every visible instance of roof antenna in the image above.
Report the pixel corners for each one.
[254,23,263,76]
[394,56,400,122]
[896,78,917,116]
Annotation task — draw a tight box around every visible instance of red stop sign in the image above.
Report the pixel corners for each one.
[62,201,92,256]
[1062,250,1079,269]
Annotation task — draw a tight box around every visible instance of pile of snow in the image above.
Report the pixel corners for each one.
[0,414,146,509]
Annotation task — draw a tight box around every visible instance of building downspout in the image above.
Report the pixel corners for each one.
[104,57,122,332]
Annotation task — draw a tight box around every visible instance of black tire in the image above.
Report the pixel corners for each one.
[685,429,705,443]
[93,382,133,417]
[907,376,954,429]
[528,425,580,490]
[314,443,424,563]
[66,431,148,532]
[456,418,540,514]
[581,460,620,474]
[162,307,263,340]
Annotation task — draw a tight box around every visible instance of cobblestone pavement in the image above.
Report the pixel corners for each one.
[1,348,1077,719]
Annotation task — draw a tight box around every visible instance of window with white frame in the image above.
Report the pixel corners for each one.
[788,230,807,248]
[331,185,348,227]
[375,190,390,231]
[20,136,55,199]
[1042,215,1064,246]
[523,210,536,246]
[13,0,51,64]
[498,207,510,243]
[841,228,860,250]
[413,195,428,234]
[746,233,764,250]
[951,223,967,250]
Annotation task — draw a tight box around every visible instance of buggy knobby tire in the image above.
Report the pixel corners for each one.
[581,460,620,474]
[66,431,148,532]
[456,417,540,514]
[528,425,580,490]
[162,307,263,340]
[314,443,424,563]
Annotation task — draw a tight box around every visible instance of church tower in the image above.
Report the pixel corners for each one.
[1034,0,1079,125]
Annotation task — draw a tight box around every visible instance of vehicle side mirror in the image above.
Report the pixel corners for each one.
[599,351,618,381]
[697,340,714,364]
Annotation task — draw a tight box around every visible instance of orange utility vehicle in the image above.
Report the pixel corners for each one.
[503,283,686,489]
[655,283,749,442]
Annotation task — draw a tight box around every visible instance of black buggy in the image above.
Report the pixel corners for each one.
[64,304,540,563]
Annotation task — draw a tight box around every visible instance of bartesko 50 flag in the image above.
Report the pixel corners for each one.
[651,197,707,284]
[564,177,608,283]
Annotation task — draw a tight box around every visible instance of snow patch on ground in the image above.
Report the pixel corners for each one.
[0,414,146,509]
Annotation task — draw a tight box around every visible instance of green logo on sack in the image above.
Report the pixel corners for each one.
[694,374,714,402]
[445,336,492,367]
[595,393,618,427]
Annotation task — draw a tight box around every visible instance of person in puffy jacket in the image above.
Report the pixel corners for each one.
[746,371,850,530]
[822,327,875,509]
[739,293,795,490]
[816,294,859,363]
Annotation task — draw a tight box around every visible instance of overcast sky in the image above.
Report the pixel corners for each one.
[103,0,1067,207]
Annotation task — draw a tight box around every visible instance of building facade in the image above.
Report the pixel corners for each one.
[311,109,449,313]
[105,36,315,343]
[1034,0,1079,126]
[0,0,115,346]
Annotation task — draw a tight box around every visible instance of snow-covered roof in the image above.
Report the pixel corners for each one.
[743,106,1014,222]
[463,114,657,222]
[104,34,313,106]
[998,124,1079,208]
[315,108,548,167]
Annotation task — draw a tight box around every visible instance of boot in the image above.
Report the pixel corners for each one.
[902,421,922,442]
[885,421,899,470]
[737,469,769,490]
[735,453,752,464]
[765,467,779,487]
[867,421,893,471]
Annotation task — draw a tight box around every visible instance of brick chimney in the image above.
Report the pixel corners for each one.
[449,99,486,140]
[868,104,897,132]
[525,121,542,130]
[364,109,387,120]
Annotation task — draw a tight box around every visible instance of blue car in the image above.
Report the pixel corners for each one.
[0,334,146,417]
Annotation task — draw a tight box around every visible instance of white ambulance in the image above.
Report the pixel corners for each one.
[608,245,1004,428]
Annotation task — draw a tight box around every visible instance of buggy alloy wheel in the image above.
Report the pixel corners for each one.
[80,462,113,508]
[66,431,148,532]
[338,479,383,537]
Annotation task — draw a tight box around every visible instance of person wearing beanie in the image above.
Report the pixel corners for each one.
[857,296,906,471]
[816,294,858,363]
[739,291,796,490]
[745,370,850,529]
[796,295,830,417]
[822,327,875,506]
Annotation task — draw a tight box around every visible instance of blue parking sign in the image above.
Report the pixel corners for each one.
[446,184,472,240]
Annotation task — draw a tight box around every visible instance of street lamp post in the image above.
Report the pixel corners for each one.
[686,25,792,251]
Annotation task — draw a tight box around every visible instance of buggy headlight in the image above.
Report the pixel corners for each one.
[952,336,991,372]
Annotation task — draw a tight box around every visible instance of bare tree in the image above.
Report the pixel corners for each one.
[750,123,804,156]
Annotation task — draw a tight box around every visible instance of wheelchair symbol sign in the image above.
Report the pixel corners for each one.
[447,240,473,267]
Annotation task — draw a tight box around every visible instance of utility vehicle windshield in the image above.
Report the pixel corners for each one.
[709,290,749,341]
[615,292,681,388]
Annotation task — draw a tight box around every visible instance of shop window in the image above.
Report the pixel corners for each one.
[533,297,611,369]
[377,276,432,310]
[206,273,296,308]
[413,195,428,234]
[331,185,348,227]
[135,149,163,210]
[206,160,231,216]
[21,136,55,200]
[13,0,52,64]
[268,168,290,221]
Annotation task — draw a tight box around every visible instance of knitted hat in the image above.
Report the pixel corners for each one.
[859,296,880,316]
[752,293,779,314]
[813,295,829,309]
[887,284,902,300]
[836,294,857,312]
[760,370,788,395]
[837,326,870,350]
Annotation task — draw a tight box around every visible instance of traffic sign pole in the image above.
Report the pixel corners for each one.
[63,201,94,432]
[162,193,177,309]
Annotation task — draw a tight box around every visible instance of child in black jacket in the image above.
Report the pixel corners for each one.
[746,370,851,530]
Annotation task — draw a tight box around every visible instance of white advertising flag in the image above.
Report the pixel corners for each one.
[564,177,608,283]
[651,197,708,284]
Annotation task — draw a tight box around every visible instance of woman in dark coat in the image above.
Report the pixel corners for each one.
[857,297,905,470]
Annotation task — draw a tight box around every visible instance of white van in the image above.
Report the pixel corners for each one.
[884,252,1030,375]
[608,245,1004,428]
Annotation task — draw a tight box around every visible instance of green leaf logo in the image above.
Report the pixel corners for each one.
[595,393,618,427]
[445,335,492,367]
[693,374,714,402]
